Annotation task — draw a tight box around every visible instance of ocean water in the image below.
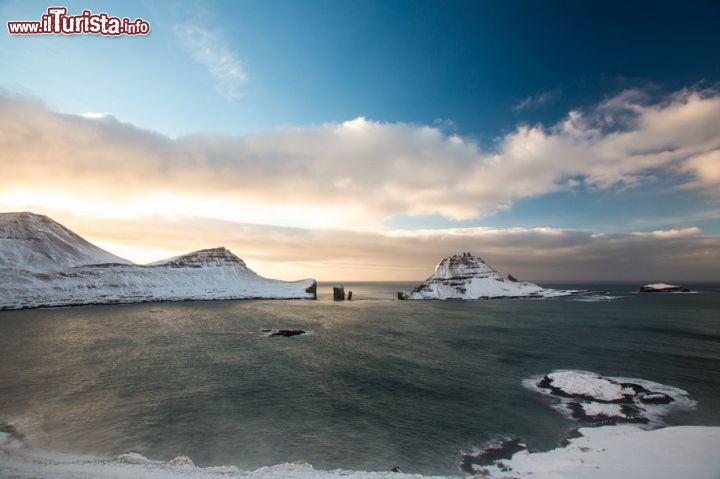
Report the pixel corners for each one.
[0,282,719,476]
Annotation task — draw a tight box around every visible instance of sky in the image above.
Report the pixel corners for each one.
[1,0,719,281]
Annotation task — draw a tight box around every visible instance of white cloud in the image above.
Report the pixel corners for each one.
[174,24,247,99]
[80,112,111,119]
[631,227,702,239]
[1,88,719,232]
[682,150,720,186]
[513,88,562,111]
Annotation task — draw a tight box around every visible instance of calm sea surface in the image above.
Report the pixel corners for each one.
[1,282,719,475]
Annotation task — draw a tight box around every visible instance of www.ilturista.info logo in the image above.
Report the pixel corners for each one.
[7,7,150,35]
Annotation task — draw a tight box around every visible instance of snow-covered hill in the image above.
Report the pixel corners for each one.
[0,213,316,310]
[399,253,572,300]
[0,212,130,272]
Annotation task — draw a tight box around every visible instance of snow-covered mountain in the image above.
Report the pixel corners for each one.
[0,213,316,310]
[0,212,131,272]
[398,253,572,300]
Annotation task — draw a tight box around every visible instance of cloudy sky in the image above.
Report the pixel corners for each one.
[1,0,719,281]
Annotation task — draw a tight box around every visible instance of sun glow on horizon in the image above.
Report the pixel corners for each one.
[0,188,373,232]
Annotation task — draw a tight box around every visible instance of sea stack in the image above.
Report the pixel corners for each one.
[333,285,346,300]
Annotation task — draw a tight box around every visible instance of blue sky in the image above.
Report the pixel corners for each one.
[1,0,719,279]
[4,0,719,138]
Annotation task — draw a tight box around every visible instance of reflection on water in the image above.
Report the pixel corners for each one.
[0,282,719,475]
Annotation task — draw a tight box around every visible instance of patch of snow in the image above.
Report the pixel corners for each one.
[581,402,625,418]
[481,425,720,479]
[644,283,680,290]
[546,371,629,402]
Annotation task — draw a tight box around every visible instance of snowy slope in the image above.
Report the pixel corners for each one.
[400,253,572,300]
[0,212,130,272]
[0,213,316,309]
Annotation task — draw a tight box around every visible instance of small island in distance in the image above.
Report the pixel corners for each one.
[639,283,691,293]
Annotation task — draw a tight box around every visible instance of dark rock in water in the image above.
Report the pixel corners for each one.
[397,291,408,300]
[460,438,526,473]
[347,290,352,301]
[269,329,306,337]
[619,382,650,395]
[306,280,318,300]
[333,285,345,300]
[0,423,25,442]
[507,274,518,282]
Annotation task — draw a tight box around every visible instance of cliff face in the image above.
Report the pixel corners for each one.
[0,213,316,310]
[400,253,569,300]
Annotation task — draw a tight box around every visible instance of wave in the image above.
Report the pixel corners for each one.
[2,427,453,479]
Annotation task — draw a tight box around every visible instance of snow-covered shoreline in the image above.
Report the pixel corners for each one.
[2,424,720,479]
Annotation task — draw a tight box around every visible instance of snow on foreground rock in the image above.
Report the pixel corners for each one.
[398,253,576,300]
[525,370,695,425]
[0,212,316,309]
[3,426,720,479]
[479,425,720,479]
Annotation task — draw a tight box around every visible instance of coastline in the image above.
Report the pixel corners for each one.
[3,425,720,478]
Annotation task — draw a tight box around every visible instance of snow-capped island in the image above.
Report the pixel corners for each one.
[0,212,317,310]
[398,253,575,300]
[639,283,690,293]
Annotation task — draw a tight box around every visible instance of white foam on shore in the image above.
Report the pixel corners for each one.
[570,295,622,302]
[0,432,441,479]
